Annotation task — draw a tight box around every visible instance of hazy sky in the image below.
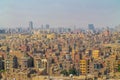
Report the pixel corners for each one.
[0,0,120,28]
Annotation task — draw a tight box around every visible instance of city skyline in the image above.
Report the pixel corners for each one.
[0,0,120,28]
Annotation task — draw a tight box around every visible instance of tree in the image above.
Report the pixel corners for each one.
[13,56,18,68]
[61,68,78,76]
[69,46,72,52]
[118,64,120,72]
[6,46,10,52]
[28,57,34,67]
[60,69,68,76]
[68,68,77,76]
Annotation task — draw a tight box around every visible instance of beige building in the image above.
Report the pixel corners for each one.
[80,59,87,75]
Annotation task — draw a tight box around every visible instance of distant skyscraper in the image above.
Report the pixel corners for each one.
[88,24,94,30]
[41,24,44,29]
[29,21,33,30]
[46,24,50,29]
[88,24,95,32]
[17,27,22,33]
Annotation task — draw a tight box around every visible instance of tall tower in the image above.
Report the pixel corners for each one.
[29,21,33,30]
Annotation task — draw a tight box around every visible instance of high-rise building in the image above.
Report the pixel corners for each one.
[17,27,22,33]
[29,21,33,30]
[46,24,50,29]
[41,24,44,29]
[88,24,95,32]
[0,29,5,34]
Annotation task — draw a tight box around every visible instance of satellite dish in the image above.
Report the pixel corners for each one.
[69,74,73,78]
